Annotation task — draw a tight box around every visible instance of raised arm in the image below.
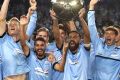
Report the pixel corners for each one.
[0,0,10,36]
[20,15,30,56]
[53,39,69,71]
[26,0,37,40]
[50,10,63,49]
[87,0,100,46]
[79,8,90,47]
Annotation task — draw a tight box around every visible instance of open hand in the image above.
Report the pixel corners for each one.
[50,9,57,20]
[20,15,29,26]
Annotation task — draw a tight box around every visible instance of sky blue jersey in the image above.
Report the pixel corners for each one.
[27,51,53,80]
[25,11,37,50]
[26,11,37,38]
[63,43,89,80]
[1,34,30,78]
[47,41,64,80]
[87,11,120,80]
[88,44,95,79]
[0,11,37,79]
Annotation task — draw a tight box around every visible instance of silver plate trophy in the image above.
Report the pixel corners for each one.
[52,0,84,21]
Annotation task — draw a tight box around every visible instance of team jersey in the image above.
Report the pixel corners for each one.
[1,34,30,78]
[47,41,64,80]
[63,43,89,80]
[88,11,120,80]
[26,11,37,38]
[27,51,53,80]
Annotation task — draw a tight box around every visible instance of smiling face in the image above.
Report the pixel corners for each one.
[34,38,46,58]
[7,18,20,36]
[104,28,118,46]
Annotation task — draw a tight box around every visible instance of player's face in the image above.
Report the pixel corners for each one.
[36,31,49,44]
[8,20,20,36]
[34,40,46,58]
[68,32,80,53]
[104,30,117,46]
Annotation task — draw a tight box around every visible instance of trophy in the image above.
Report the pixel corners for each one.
[52,0,84,21]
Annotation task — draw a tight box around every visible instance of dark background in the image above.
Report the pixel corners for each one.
[0,0,120,28]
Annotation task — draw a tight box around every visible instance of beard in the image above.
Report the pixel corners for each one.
[35,48,45,57]
[69,40,79,54]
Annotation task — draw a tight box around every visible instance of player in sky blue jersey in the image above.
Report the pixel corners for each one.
[0,0,37,80]
[27,38,54,80]
[44,10,67,80]
[87,0,120,80]
[27,38,53,80]
[19,13,68,80]
[20,37,68,80]
[63,8,90,80]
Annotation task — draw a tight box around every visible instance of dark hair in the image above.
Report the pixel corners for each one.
[34,37,46,45]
